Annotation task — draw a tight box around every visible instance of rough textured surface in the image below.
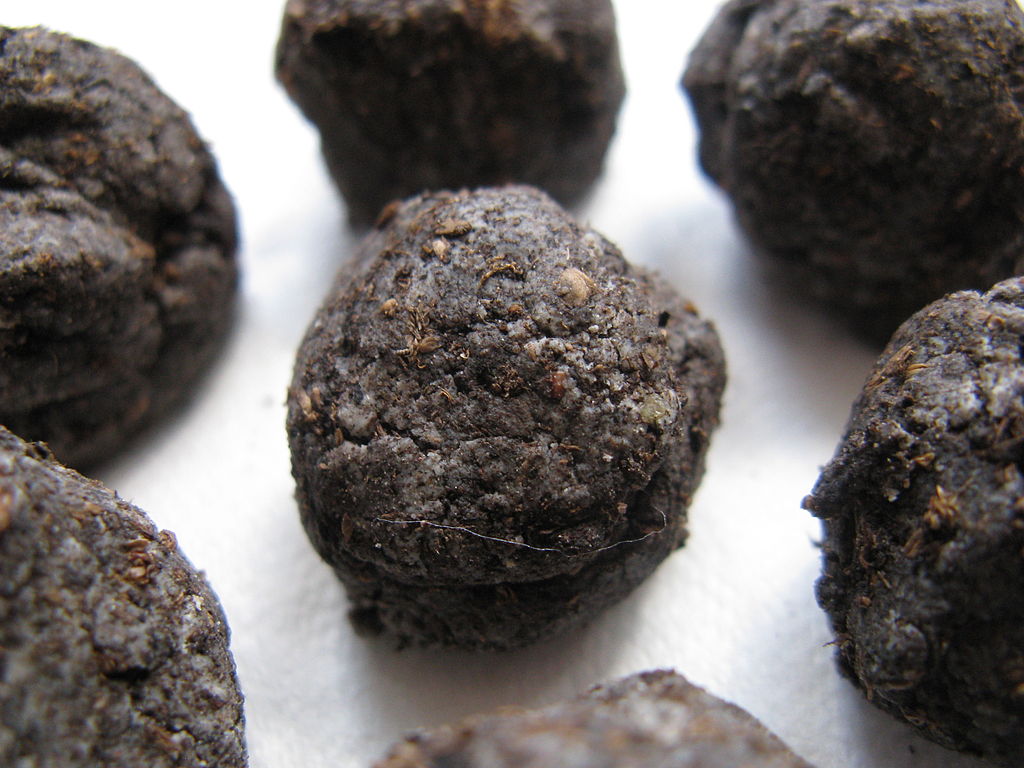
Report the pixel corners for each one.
[287,186,725,649]
[0,26,238,468]
[374,669,814,767]
[804,277,1024,766]
[683,0,1024,341]
[275,0,625,225]
[0,426,247,767]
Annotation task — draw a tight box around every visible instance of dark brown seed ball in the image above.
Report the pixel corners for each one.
[0,426,247,767]
[0,26,238,468]
[286,186,725,650]
[683,0,1024,341]
[274,0,625,225]
[804,277,1024,766]
[374,670,814,767]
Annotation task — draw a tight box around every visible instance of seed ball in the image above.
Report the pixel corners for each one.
[804,277,1024,766]
[374,670,814,767]
[274,0,625,225]
[286,186,726,650]
[683,0,1024,341]
[0,426,247,767]
[0,26,238,468]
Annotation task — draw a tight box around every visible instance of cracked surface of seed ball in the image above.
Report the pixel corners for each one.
[286,186,725,650]
[683,0,1024,341]
[374,669,814,767]
[804,277,1024,767]
[0,426,247,767]
[275,0,625,225]
[0,26,238,468]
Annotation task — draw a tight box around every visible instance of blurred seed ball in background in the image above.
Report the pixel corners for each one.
[0,26,238,469]
[275,0,626,226]
[683,0,1024,342]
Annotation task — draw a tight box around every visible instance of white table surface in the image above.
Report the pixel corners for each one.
[2,2,992,766]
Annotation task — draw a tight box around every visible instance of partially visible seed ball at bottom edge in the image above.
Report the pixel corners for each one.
[373,669,815,767]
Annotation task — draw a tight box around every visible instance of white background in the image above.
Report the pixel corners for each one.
[2,2,993,766]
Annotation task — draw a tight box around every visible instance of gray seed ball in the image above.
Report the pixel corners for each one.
[683,0,1024,341]
[287,186,725,649]
[0,26,238,468]
[0,426,247,767]
[374,670,814,767]
[275,0,625,225]
[805,277,1024,766]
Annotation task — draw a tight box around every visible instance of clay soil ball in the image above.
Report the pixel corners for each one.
[374,669,814,768]
[0,26,238,468]
[286,185,725,650]
[805,277,1024,766]
[683,0,1024,341]
[0,426,247,767]
[275,0,625,225]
